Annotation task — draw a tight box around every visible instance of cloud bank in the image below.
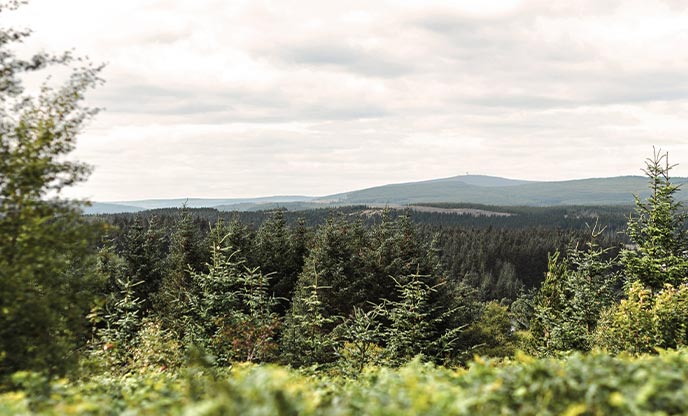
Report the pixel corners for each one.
[6,0,688,200]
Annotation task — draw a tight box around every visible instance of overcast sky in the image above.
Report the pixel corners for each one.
[5,0,688,201]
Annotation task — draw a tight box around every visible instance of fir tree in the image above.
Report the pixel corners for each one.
[622,149,688,290]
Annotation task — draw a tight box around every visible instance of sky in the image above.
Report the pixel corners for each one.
[4,0,688,201]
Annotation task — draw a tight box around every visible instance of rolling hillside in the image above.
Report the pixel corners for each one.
[316,175,688,206]
[84,174,688,214]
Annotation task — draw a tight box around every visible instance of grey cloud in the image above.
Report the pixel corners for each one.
[33,0,688,199]
[276,42,414,77]
[465,95,574,109]
[138,29,192,45]
[93,81,389,124]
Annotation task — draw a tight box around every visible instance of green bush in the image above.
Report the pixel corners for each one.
[3,350,688,415]
[594,282,688,354]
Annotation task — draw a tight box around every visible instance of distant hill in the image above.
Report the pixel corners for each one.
[112,196,314,210]
[84,202,145,215]
[84,174,688,214]
[424,175,534,187]
[315,175,688,206]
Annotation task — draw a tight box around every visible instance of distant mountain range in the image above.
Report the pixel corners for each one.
[84,174,688,214]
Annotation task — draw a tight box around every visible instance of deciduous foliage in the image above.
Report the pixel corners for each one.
[594,282,688,354]
[0,1,102,377]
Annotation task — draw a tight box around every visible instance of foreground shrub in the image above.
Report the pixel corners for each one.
[3,350,688,415]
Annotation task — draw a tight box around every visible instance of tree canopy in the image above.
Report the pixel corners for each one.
[0,0,103,377]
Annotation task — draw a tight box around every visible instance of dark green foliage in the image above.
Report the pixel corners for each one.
[622,149,688,290]
[154,208,207,333]
[88,277,144,367]
[293,216,371,318]
[254,210,309,312]
[378,274,466,365]
[0,2,103,377]
[120,217,166,312]
[99,205,628,304]
[281,275,338,367]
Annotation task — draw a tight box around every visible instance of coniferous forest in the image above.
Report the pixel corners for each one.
[4,2,688,415]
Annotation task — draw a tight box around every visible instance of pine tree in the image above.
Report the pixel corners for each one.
[530,232,619,355]
[154,208,206,334]
[293,216,370,318]
[622,149,688,290]
[281,271,338,367]
[255,210,300,310]
[378,273,466,365]
[181,225,280,364]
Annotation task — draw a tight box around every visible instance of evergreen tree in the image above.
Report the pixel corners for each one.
[120,217,166,312]
[622,149,688,290]
[293,216,370,318]
[155,208,206,333]
[281,272,338,367]
[333,306,384,375]
[378,273,466,365]
[255,210,303,310]
[182,226,280,364]
[592,150,688,353]
[88,277,144,367]
[530,232,619,355]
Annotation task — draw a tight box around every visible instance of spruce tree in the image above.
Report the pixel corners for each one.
[622,149,688,290]
[154,208,206,334]
[530,232,619,355]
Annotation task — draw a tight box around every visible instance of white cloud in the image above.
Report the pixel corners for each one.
[4,0,688,200]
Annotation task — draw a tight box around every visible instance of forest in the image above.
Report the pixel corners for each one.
[3,2,688,414]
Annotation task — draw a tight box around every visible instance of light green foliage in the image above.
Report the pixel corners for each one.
[622,149,688,290]
[530,232,619,355]
[594,282,688,354]
[4,351,688,414]
[333,307,385,375]
[592,150,688,354]
[128,319,184,372]
[0,1,103,377]
[461,302,517,359]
